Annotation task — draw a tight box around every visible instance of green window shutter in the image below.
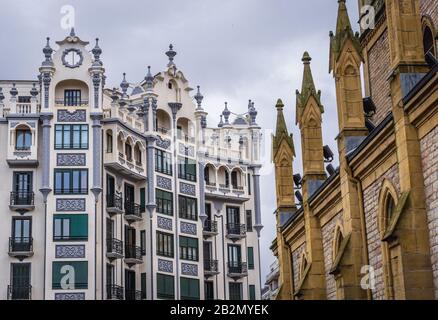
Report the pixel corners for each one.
[157,274,174,299]
[248,247,254,270]
[249,285,256,300]
[52,261,88,289]
[181,278,199,300]
[54,214,88,240]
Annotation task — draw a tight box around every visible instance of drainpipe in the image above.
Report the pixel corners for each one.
[146,135,156,300]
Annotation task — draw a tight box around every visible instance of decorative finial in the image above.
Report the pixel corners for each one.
[194,85,204,110]
[145,66,154,90]
[119,73,129,106]
[43,37,53,63]
[276,99,284,110]
[222,102,231,124]
[30,83,39,97]
[92,38,102,64]
[302,51,311,64]
[249,101,258,125]
[166,44,177,67]
[10,83,18,97]
[248,99,252,110]
[70,28,76,37]
[218,115,224,127]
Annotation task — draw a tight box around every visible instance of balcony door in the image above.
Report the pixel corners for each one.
[203,242,213,261]
[107,175,115,197]
[228,245,241,267]
[125,269,136,300]
[11,263,31,300]
[226,207,240,225]
[106,264,114,287]
[107,218,114,240]
[125,183,135,206]
[13,172,32,205]
[12,218,31,251]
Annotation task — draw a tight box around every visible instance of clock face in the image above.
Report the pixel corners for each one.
[62,49,83,68]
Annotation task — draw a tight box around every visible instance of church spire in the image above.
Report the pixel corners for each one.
[273,99,294,159]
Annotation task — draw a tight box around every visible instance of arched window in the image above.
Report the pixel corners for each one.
[423,25,435,57]
[134,143,142,165]
[125,141,132,162]
[384,194,396,230]
[15,126,32,150]
[333,224,344,261]
[106,131,113,153]
[299,252,308,280]
[378,179,398,237]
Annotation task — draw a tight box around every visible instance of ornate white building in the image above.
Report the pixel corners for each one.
[0,29,263,300]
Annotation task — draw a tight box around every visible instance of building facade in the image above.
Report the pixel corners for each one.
[0,30,262,300]
[271,0,438,299]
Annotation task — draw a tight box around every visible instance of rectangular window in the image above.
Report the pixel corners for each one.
[141,273,147,300]
[156,232,174,258]
[180,277,200,300]
[179,236,198,261]
[249,285,256,300]
[140,188,146,212]
[178,157,196,182]
[11,217,32,252]
[64,89,82,106]
[12,172,33,205]
[15,128,32,151]
[53,214,88,241]
[52,261,88,289]
[155,149,173,176]
[248,247,255,270]
[246,210,253,232]
[55,124,89,149]
[156,189,173,216]
[205,281,214,300]
[178,195,198,221]
[54,169,88,195]
[140,230,146,256]
[229,282,243,300]
[157,273,174,300]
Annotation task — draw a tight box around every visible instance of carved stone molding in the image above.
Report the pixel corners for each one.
[57,154,86,166]
[57,110,87,122]
[55,245,86,258]
[56,199,86,212]
[180,222,197,235]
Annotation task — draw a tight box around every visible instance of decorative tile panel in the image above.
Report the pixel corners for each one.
[157,176,172,191]
[55,245,86,258]
[158,259,173,273]
[57,154,86,166]
[180,182,196,196]
[55,293,85,300]
[179,143,195,157]
[180,222,197,235]
[57,110,86,122]
[156,136,171,150]
[181,263,198,277]
[56,199,86,212]
[157,216,172,231]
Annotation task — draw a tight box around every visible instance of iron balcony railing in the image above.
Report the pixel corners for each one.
[125,245,142,261]
[106,238,123,256]
[55,99,89,106]
[226,223,246,237]
[10,191,34,206]
[53,235,88,241]
[228,262,248,275]
[9,237,33,253]
[204,220,218,233]
[106,193,123,211]
[124,202,143,218]
[204,259,219,273]
[7,285,31,300]
[106,284,124,300]
[54,188,88,195]
[125,289,142,300]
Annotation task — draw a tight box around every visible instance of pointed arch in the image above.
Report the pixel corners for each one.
[299,251,309,281]
[378,179,398,238]
[422,15,436,58]
[332,222,345,261]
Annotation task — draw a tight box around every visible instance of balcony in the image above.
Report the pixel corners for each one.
[156,126,171,136]
[203,220,218,237]
[124,245,143,266]
[106,238,123,260]
[125,289,143,300]
[124,202,143,222]
[205,182,217,192]
[55,99,89,107]
[226,223,246,241]
[107,285,124,300]
[106,193,123,215]
[231,185,245,195]
[104,151,146,182]
[9,192,35,212]
[204,259,220,277]
[205,185,249,204]
[9,237,34,260]
[227,262,248,280]
[7,285,32,300]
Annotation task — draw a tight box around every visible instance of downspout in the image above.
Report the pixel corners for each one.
[146,135,156,300]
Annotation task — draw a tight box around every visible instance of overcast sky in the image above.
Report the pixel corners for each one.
[0,0,360,284]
